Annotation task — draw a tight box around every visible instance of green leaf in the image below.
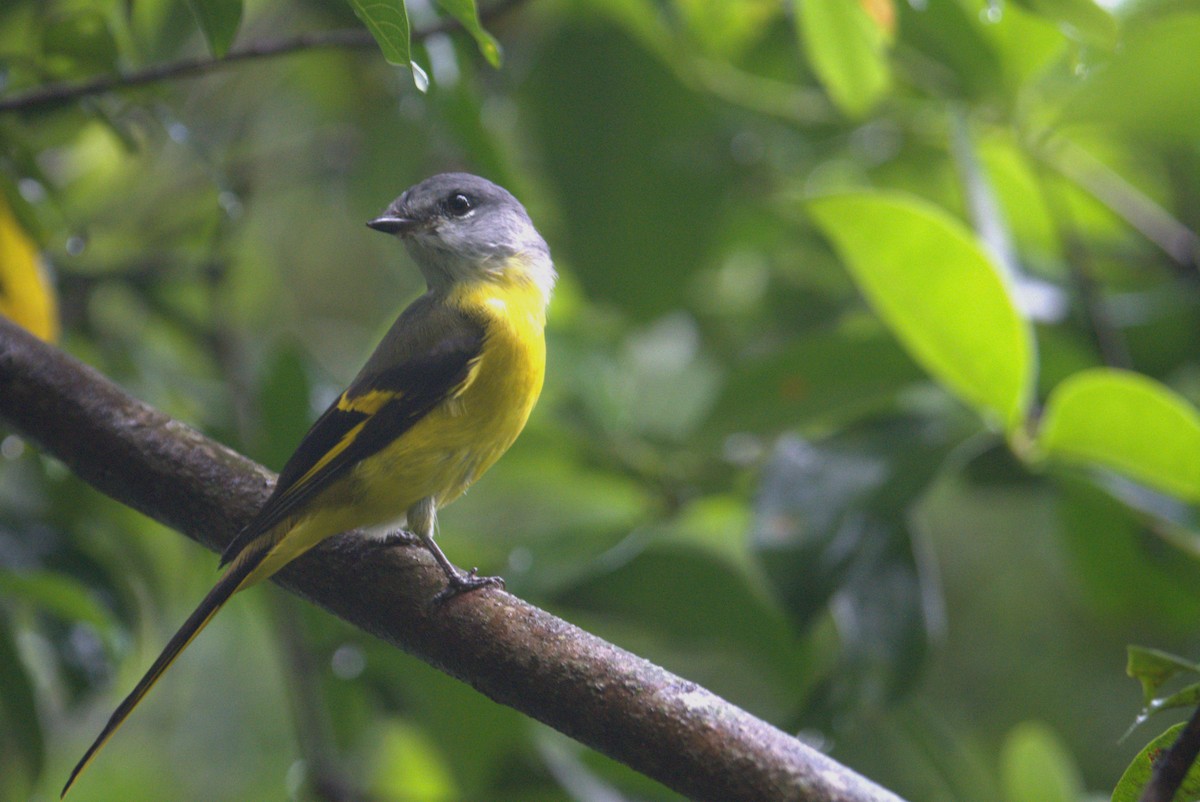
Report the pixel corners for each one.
[752,417,960,709]
[41,11,119,76]
[348,0,428,90]
[0,614,42,796]
[1039,369,1200,503]
[795,0,891,117]
[0,569,115,639]
[808,191,1034,430]
[185,0,242,58]
[1127,646,1200,704]
[1057,478,1200,631]
[1063,13,1200,141]
[554,543,810,710]
[436,0,503,67]
[1113,722,1200,802]
[1001,722,1082,802]
[254,345,313,471]
[673,0,782,58]
[711,328,922,433]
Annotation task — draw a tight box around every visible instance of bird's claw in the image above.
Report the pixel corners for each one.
[432,568,505,604]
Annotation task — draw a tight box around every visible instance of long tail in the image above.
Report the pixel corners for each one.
[61,544,272,798]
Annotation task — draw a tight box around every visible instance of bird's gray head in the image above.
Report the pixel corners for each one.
[368,173,554,299]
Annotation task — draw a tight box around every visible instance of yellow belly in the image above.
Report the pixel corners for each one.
[242,272,548,586]
[340,277,546,524]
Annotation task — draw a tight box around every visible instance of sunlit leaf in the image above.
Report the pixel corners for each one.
[1001,722,1082,802]
[795,0,891,117]
[185,0,242,58]
[1039,369,1200,503]
[1011,0,1118,45]
[1113,722,1200,802]
[436,0,503,67]
[0,195,57,343]
[368,718,458,799]
[860,0,896,36]
[808,191,1034,430]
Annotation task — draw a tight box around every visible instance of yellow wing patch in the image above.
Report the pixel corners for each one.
[286,387,403,496]
[338,388,401,414]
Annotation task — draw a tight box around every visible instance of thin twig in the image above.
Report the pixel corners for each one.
[1045,141,1200,273]
[0,0,526,114]
[1033,155,1133,368]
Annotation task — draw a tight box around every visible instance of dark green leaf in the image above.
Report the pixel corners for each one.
[185,0,242,58]
[712,328,923,434]
[348,0,428,89]
[40,11,119,76]
[1127,646,1200,705]
[894,0,1004,98]
[522,24,733,319]
[1113,722,1200,802]
[751,415,960,709]
[254,345,313,471]
[0,613,43,795]
[1057,477,1200,632]
[752,417,956,622]
[554,543,810,711]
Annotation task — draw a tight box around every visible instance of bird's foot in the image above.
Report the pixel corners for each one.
[432,567,505,604]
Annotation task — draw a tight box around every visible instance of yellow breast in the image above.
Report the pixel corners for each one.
[349,269,548,520]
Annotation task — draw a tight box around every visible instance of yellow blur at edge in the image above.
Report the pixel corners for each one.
[0,195,58,343]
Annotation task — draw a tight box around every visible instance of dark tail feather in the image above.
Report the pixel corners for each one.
[61,546,270,798]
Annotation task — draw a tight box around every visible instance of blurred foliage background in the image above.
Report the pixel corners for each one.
[2,0,1200,800]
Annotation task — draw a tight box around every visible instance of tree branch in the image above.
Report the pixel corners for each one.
[0,315,906,802]
[0,0,526,114]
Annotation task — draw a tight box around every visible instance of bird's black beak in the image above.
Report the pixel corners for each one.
[367,214,420,235]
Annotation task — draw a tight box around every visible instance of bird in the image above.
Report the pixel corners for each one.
[62,172,555,797]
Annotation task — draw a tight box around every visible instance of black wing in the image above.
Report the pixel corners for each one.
[220,299,485,564]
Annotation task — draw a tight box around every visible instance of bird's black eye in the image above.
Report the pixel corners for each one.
[445,193,474,216]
